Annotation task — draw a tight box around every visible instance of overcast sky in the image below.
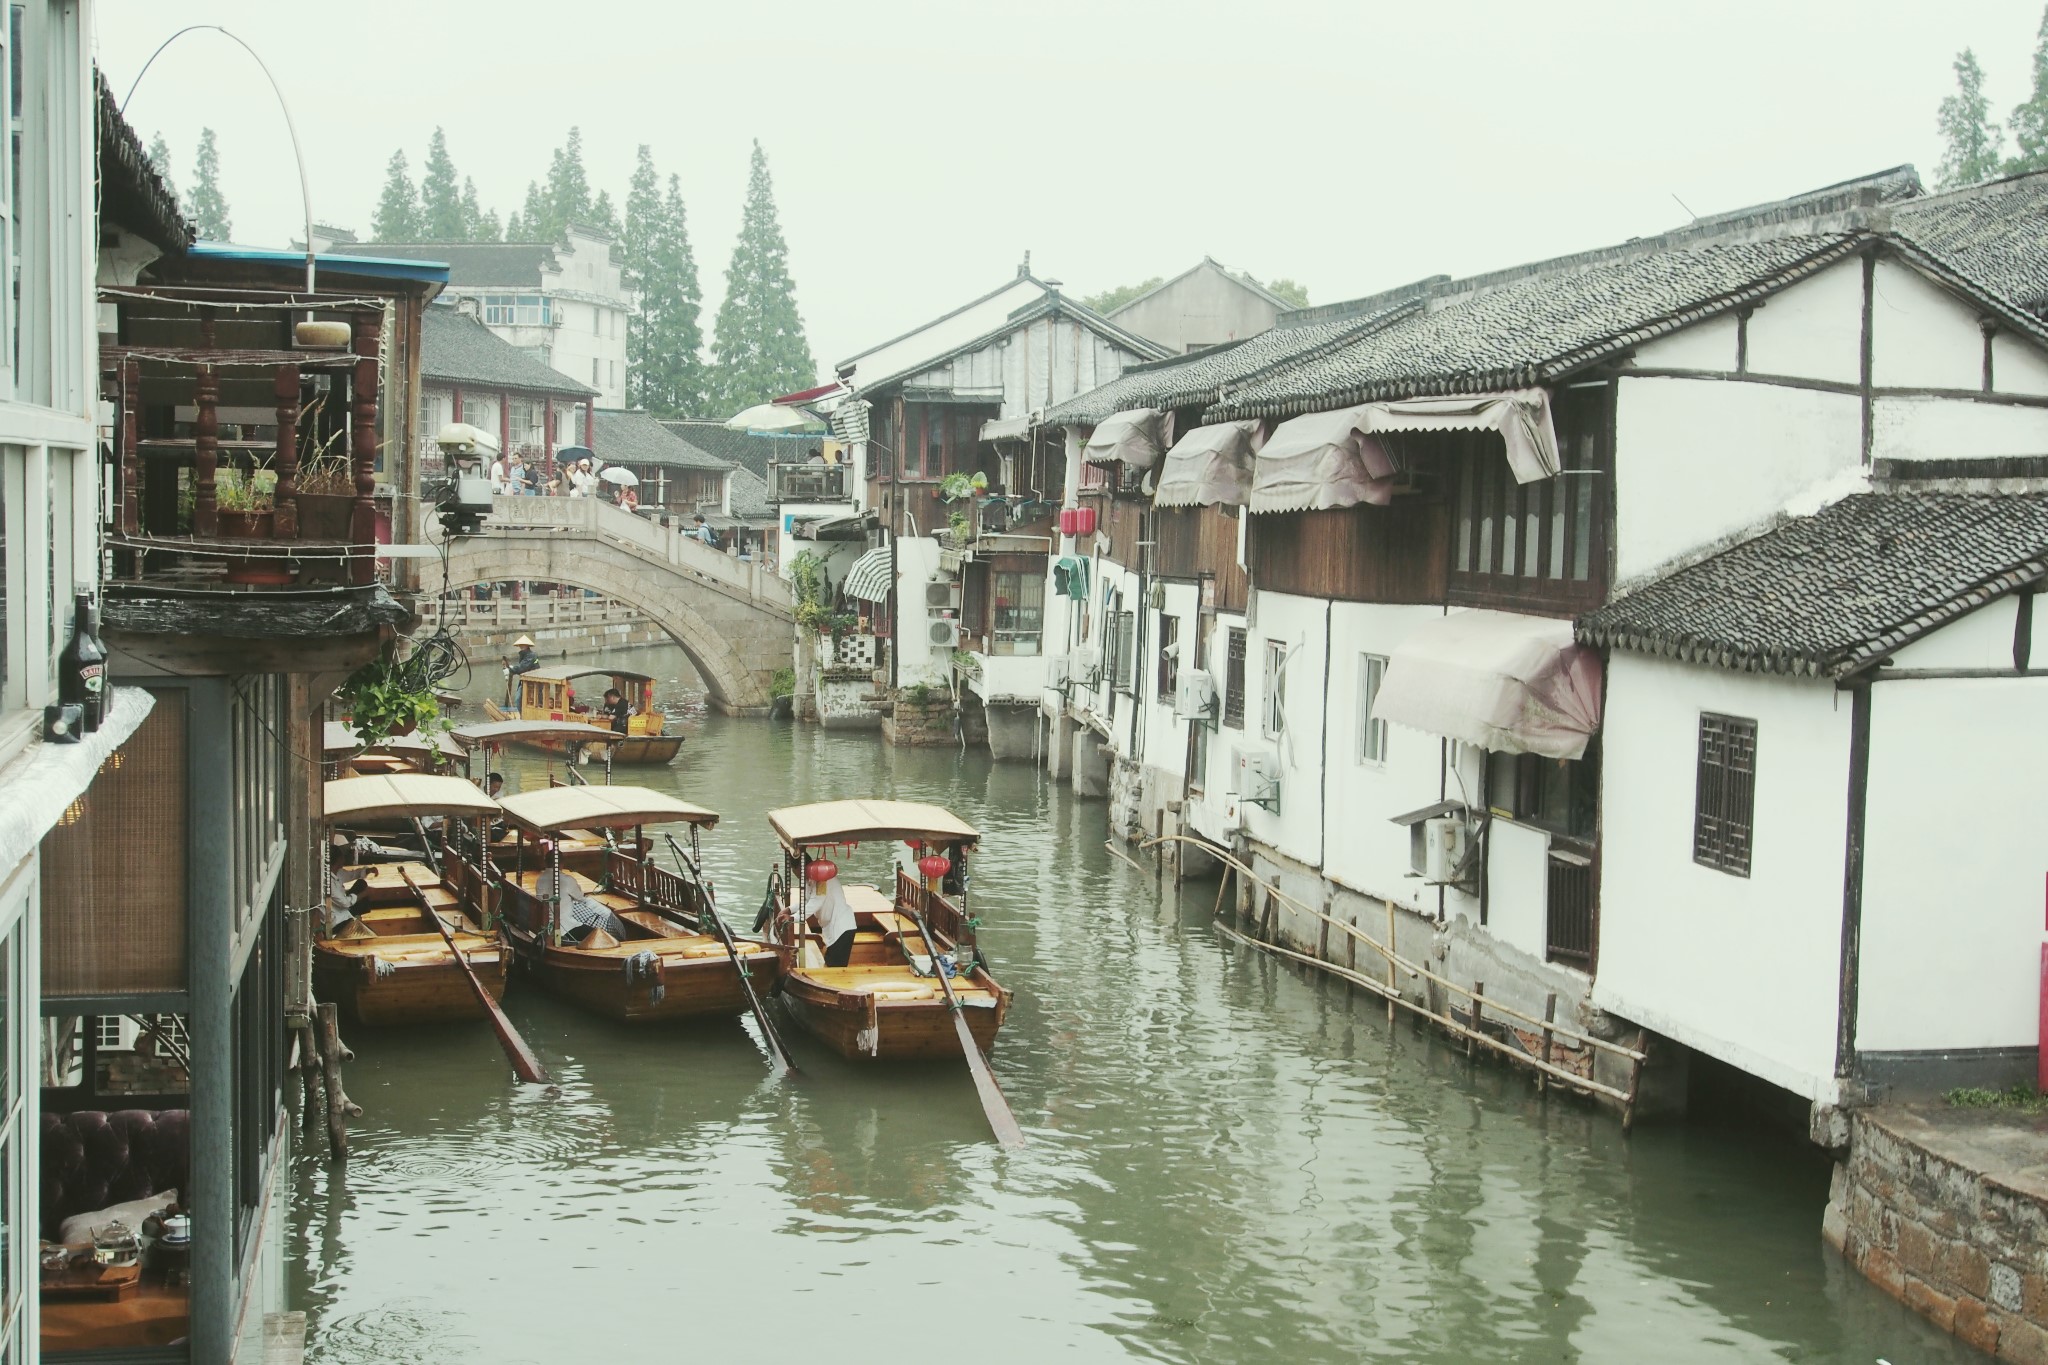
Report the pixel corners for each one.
[99,0,2046,392]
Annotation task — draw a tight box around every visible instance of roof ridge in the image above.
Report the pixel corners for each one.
[836,274,1048,370]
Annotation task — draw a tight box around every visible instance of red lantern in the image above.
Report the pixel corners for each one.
[918,853,950,882]
[807,858,839,886]
[1073,506,1098,537]
[1058,508,1077,536]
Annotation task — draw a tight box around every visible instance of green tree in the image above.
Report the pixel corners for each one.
[625,146,708,415]
[590,188,621,238]
[2010,7,2048,174]
[184,127,231,240]
[1937,48,2006,189]
[709,141,815,410]
[1261,277,1310,308]
[371,149,421,239]
[505,180,544,241]
[418,128,467,240]
[540,127,592,241]
[1083,277,1162,314]
[460,178,499,242]
[146,133,176,201]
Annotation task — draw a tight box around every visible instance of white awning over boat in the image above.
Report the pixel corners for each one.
[322,721,463,760]
[842,545,893,604]
[1374,610,1602,760]
[769,799,979,850]
[324,773,502,822]
[1083,407,1173,469]
[448,719,618,748]
[1154,420,1262,508]
[500,785,719,832]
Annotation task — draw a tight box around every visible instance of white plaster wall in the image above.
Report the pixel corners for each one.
[1871,259,1987,393]
[1992,335,2048,398]
[1136,584,1201,778]
[1858,675,2048,1053]
[893,536,951,686]
[1235,592,1328,869]
[1186,610,1250,845]
[1743,259,1864,384]
[1111,268,1281,354]
[1614,377,1860,582]
[1885,596,2020,671]
[973,652,1046,702]
[1629,313,1740,372]
[1871,395,2048,462]
[1067,557,1140,745]
[1485,819,1552,962]
[1592,654,1853,1101]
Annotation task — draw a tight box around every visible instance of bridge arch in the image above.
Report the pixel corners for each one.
[442,536,786,715]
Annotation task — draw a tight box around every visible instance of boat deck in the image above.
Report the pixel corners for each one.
[508,871,761,960]
[787,884,1001,1003]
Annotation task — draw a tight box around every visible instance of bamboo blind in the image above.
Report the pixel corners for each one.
[42,692,189,996]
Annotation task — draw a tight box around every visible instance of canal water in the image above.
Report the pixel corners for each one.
[289,644,1970,1364]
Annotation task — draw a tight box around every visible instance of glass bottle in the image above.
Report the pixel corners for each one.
[58,592,107,733]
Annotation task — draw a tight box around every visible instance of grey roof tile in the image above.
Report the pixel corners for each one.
[657,420,817,480]
[591,409,731,469]
[1577,492,2048,678]
[333,240,557,288]
[420,307,597,397]
[1891,172,2048,316]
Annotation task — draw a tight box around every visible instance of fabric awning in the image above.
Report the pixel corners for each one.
[1083,407,1173,469]
[980,415,1031,442]
[1249,405,1398,513]
[1374,610,1602,760]
[1155,420,1262,508]
[842,545,893,603]
[1361,389,1559,484]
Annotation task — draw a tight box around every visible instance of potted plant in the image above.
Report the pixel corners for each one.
[215,467,275,539]
[336,650,449,745]
[294,397,356,539]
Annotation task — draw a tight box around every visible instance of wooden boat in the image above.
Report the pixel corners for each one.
[314,773,510,1026]
[764,800,1010,1062]
[494,786,781,1023]
[321,720,464,781]
[449,718,624,871]
[481,666,681,764]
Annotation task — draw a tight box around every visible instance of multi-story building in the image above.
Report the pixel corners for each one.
[329,223,632,407]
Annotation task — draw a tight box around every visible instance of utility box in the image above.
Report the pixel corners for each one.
[1173,668,1217,721]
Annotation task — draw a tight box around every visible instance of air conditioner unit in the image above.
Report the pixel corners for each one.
[924,580,957,609]
[928,620,960,648]
[1046,655,1070,688]
[1231,745,1280,813]
[1070,647,1102,685]
[1412,816,1470,885]
[1173,668,1217,721]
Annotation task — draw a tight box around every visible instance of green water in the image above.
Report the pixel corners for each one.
[288,644,1971,1364]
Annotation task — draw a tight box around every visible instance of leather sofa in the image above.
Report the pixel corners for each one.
[40,1109,190,1242]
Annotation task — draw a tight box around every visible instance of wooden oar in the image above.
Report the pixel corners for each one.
[906,906,1026,1148]
[399,867,551,1085]
[662,832,800,1077]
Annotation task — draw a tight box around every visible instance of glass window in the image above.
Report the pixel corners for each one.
[1222,627,1246,729]
[989,570,1042,655]
[1694,713,1756,876]
[1358,653,1387,763]
[1156,614,1178,701]
[1262,639,1287,738]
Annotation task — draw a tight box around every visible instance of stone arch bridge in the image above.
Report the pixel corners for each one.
[439,497,793,714]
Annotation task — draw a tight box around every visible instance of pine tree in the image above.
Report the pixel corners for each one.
[509,180,546,241]
[708,141,815,411]
[591,189,621,239]
[146,133,176,202]
[184,127,231,240]
[1937,49,2006,189]
[539,128,591,241]
[460,179,499,242]
[418,128,466,240]
[624,148,707,415]
[2010,7,2048,174]
[372,149,421,239]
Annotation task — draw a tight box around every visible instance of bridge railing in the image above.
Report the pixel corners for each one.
[416,595,647,629]
[477,496,793,616]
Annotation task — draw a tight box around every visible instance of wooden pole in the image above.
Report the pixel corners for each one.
[1622,1028,1648,1134]
[349,312,380,582]
[120,358,141,535]
[1539,993,1557,1096]
[297,1023,321,1127]
[1385,899,1398,1024]
[1469,981,1484,1060]
[272,363,301,537]
[315,1002,352,1163]
[193,362,219,538]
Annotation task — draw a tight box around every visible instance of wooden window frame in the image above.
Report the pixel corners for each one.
[1261,639,1287,739]
[1446,384,1611,614]
[1693,712,1756,877]
[1157,614,1179,702]
[1222,627,1246,729]
[1358,653,1388,764]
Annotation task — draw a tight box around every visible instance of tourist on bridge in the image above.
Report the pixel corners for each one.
[690,514,718,547]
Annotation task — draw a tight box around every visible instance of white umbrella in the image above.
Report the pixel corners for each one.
[725,402,816,432]
[600,467,639,487]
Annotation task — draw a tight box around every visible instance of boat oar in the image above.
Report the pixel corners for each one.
[906,906,1026,1149]
[399,867,551,1086]
[662,832,800,1077]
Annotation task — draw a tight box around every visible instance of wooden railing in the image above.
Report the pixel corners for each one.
[605,848,700,922]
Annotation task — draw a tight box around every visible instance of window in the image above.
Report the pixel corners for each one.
[1358,653,1388,763]
[1487,749,1598,840]
[1262,639,1287,738]
[1157,614,1179,701]
[592,306,601,335]
[989,570,1042,655]
[481,294,551,326]
[1450,386,1605,594]
[1222,627,1246,728]
[1114,611,1136,694]
[93,1014,124,1050]
[1694,713,1756,877]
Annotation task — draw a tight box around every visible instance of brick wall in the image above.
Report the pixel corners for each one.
[883,689,960,747]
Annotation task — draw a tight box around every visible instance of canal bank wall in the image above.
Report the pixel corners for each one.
[1826,1106,2048,1360]
[419,598,670,662]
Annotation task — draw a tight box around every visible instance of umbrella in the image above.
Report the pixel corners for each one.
[725,402,817,433]
[600,467,639,487]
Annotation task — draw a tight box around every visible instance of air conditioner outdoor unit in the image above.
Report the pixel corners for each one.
[1070,647,1102,685]
[1173,668,1217,721]
[928,620,960,648]
[1413,816,1470,885]
[1231,745,1280,813]
[924,581,957,609]
[1046,655,1070,688]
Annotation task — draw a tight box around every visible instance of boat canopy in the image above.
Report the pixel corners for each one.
[769,799,979,851]
[449,719,619,748]
[517,665,658,684]
[500,785,719,832]
[324,773,502,822]
[321,721,463,760]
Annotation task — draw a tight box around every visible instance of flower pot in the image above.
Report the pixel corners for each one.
[217,509,274,539]
[296,492,354,540]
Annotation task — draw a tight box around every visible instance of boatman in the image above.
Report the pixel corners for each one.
[600,687,631,735]
[326,836,370,932]
[534,840,629,943]
[503,635,541,705]
[806,868,858,967]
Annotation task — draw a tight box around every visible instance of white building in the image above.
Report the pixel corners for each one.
[329,223,634,406]
[1104,257,1299,354]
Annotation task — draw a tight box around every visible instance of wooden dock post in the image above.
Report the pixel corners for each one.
[1538,993,1557,1096]
[1468,981,1483,1060]
[315,1003,357,1163]
[1384,900,1397,1023]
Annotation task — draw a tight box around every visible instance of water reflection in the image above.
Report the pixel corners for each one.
[288,643,1971,1364]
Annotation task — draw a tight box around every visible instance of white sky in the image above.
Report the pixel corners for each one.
[98,0,2047,389]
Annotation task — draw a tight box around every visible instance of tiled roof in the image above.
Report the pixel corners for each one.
[95,71,190,254]
[1578,492,2048,678]
[658,420,815,480]
[420,307,597,397]
[1044,300,1421,425]
[1891,172,2048,316]
[591,409,730,469]
[331,240,557,288]
[727,466,773,520]
[1211,233,1865,420]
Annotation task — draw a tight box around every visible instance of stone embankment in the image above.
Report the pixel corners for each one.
[419,597,669,663]
[1826,1105,2048,1360]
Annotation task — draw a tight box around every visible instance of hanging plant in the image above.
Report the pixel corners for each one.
[939,471,987,503]
[337,646,452,745]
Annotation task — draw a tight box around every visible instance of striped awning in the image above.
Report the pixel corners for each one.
[843,545,893,603]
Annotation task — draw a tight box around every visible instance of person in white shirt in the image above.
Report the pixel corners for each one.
[806,873,858,966]
[489,455,510,494]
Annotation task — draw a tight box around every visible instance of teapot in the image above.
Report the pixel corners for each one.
[90,1219,141,1268]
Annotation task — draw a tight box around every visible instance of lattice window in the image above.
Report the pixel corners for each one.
[1222,628,1246,729]
[1693,713,1756,877]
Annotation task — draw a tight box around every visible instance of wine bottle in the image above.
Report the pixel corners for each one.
[58,592,107,733]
